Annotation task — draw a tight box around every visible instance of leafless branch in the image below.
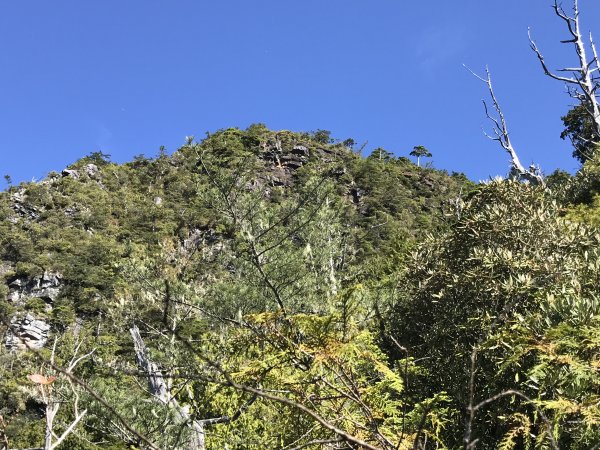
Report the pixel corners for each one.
[47,410,87,450]
[529,29,578,84]
[56,365,154,449]
[464,65,545,185]
[463,349,478,450]
[219,380,382,450]
[0,316,161,450]
[131,324,206,449]
[164,322,388,450]
[462,348,559,450]
[0,416,9,450]
[412,402,436,450]
[529,0,600,144]
[469,390,559,450]
[285,438,345,450]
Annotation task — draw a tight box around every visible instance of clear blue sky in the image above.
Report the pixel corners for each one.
[1,1,599,184]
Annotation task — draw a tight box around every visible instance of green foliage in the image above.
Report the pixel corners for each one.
[310,129,334,144]
[368,147,395,162]
[2,121,598,448]
[390,179,600,448]
[0,125,478,448]
[75,150,112,167]
[409,145,432,166]
[561,103,599,163]
[212,313,408,447]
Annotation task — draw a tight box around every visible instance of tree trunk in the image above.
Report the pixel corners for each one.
[130,326,206,450]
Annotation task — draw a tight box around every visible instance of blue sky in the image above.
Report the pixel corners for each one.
[1,1,599,184]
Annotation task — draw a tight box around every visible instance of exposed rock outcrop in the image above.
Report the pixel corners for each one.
[5,313,51,350]
[84,163,99,178]
[8,271,62,308]
[10,189,41,221]
[62,168,80,179]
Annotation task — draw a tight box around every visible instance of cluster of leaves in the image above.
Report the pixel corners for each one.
[561,104,600,164]
[388,179,600,448]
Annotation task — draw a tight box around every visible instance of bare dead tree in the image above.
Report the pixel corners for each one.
[465,65,545,185]
[529,0,600,156]
[0,416,9,450]
[33,337,95,450]
[0,316,160,450]
[130,325,205,449]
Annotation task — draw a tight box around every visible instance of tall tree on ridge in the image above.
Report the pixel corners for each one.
[409,145,432,167]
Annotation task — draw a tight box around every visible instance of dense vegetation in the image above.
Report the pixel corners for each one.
[2,3,600,448]
[0,120,599,449]
[0,126,475,449]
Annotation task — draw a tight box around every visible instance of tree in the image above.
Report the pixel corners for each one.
[561,103,599,163]
[465,66,545,185]
[409,145,432,167]
[529,0,600,163]
[129,325,259,450]
[311,129,334,144]
[369,147,395,162]
[31,338,92,450]
[79,151,111,167]
[388,180,600,448]
[110,137,459,448]
[342,137,356,149]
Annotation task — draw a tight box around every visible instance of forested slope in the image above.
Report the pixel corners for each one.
[0,126,475,449]
[0,116,599,450]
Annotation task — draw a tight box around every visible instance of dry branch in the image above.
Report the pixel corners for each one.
[465,65,545,185]
[529,0,600,145]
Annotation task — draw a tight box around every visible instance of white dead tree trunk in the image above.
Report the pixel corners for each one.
[529,0,600,153]
[26,338,93,450]
[130,325,206,449]
[465,65,545,185]
[130,325,257,450]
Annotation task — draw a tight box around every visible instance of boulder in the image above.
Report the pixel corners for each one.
[281,154,306,170]
[61,169,80,179]
[291,145,309,156]
[84,163,99,178]
[10,189,41,220]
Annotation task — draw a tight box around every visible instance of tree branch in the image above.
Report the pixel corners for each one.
[464,65,545,185]
[131,325,258,449]
[529,0,600,147]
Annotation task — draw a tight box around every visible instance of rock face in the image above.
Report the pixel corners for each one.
[61,164,101,181]
[292,145,309,156]
[8,271,62,307]
[10,190,41,221]
[4,272,61,350]
[84,163,99,178]
[259,142,312,188]
[5,314,51,350]
[280,145,309,170]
